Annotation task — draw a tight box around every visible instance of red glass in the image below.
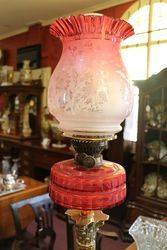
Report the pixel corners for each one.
[49,159,126,210]
[48,14,134,210]
[48,14,134,139]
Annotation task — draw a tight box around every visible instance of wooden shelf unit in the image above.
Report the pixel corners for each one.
[0,82,44,140]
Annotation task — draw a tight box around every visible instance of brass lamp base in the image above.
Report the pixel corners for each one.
[66,210,109,250]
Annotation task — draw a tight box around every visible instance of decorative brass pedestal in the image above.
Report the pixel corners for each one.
[66,210,109,250]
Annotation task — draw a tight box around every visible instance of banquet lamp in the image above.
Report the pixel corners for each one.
[48,13,134,250]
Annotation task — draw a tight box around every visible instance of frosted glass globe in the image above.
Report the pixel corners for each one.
[48,14,134,139]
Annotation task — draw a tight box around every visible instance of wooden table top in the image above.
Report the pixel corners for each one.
[126,242,136,250]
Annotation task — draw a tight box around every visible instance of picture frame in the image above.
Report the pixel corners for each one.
[17,44,41,70]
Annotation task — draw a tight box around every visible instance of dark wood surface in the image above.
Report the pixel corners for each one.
[0,83,43,93]
[0,176,48,239]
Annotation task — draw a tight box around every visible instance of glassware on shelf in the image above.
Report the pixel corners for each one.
[129,216,167,250]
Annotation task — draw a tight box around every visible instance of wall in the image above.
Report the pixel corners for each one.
[0,1,134,71]
[100,1,134,17]
[0,24,62,70]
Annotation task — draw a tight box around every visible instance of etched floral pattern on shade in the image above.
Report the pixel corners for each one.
[48,14,134,138]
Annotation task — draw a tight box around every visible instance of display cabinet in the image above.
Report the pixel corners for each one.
[0,80,44,140]
[135,69,167,203]
[122,69,167,241]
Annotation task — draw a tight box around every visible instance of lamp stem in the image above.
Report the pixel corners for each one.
[75,222,97,250]
[66,210,109,250]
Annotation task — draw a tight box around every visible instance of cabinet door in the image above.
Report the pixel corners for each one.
[139,85,167,202]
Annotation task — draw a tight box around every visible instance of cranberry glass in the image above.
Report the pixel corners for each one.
[48,14,134,211]
[48,14,134,139]
[49,159,126,210]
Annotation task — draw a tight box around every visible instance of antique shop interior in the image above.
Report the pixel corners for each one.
[0,0,166,250]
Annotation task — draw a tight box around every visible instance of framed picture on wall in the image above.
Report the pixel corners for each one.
[17,44,41,70]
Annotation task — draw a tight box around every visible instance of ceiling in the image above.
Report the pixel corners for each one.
[0,0,130,39]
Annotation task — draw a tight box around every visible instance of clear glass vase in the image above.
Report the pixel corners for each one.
[129,216,167,250]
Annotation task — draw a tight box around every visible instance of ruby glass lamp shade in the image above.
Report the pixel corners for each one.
[48,14,134,139]
[48,14,134,211]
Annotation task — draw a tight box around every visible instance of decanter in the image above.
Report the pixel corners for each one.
[129,216,167,250]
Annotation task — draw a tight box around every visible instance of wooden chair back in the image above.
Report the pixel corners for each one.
[10,193,56,250]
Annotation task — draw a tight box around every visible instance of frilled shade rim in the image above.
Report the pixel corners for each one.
[50,14,134,40]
